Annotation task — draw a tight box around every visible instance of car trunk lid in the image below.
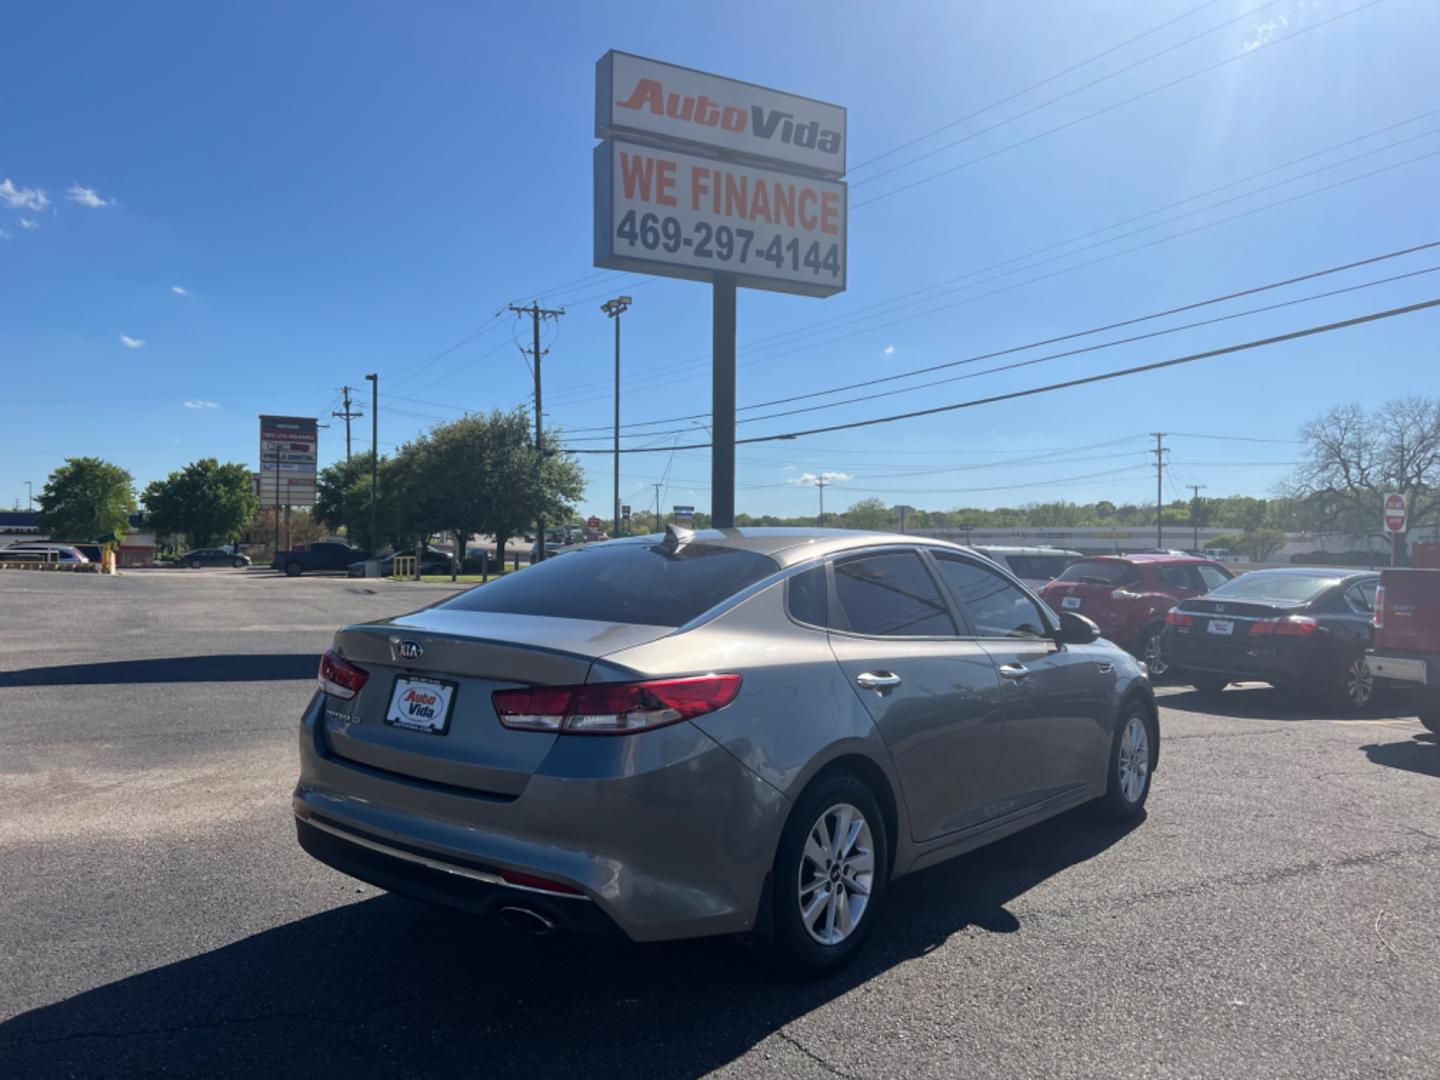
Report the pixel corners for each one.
[322,611,675,796]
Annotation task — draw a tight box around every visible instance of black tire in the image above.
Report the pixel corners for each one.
[284,562,303,578]
[1134,622,1169,678]
[1190,675,1228,697]
[1327,654,1377,713]
[1417,689,1440,735]
[1096,698,1156,820]
[764,771,890,978]
[232,558,246,569]
[187,558,201,569]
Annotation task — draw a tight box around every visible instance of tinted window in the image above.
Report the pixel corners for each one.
[1206,572,1343,606]
[833,552,956,637]
[787,564,828,627]
[1058,560,1139,586]
[1346,580,1379,613]
[442,542,777,627]
[1001,554,1074,581]
[1158,565,1196,590]
[935,557,1049,639]
[1196,564,1231,591]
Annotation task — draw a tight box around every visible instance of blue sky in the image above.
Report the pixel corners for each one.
[3,0,1437,521]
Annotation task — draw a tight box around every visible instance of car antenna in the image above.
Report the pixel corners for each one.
[663,523,695,551]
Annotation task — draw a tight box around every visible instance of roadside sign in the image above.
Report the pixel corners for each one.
[621,504,631,518]
[674,505,695,523]
[258,416,317,508]
[1384,492,1407,533]
[595,139,845,297]
[586,515,602,530]
[596,51,845,178]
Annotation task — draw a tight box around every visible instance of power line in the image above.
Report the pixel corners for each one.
[561,297,1440,453]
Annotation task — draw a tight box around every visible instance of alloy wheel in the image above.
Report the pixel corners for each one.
[798,802,875,946]
[1345,657,1374,707]
[1117,714,1151,805]
[1142,630,1169,677]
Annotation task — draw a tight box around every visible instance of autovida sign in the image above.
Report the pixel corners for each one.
[595,51,847,298]
[258,415,318,508]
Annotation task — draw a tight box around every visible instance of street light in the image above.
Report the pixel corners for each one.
[364,373,378,558]
[601,296,633,537]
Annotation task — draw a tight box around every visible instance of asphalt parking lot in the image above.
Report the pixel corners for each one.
[2,569,1437,1078]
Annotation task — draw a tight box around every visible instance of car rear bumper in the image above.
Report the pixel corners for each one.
[1163,630,1308,683]
[293,694,791,943]
[1365,652,1431,686]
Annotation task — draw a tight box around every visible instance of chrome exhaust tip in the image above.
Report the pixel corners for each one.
[497,906,557,936]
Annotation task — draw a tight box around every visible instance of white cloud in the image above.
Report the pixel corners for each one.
[171,285,188,296]
[183,400,221,410]
[18,217,38,231]
[67,183,112,208]
[1244,13,1289,50]
[0,179,49,211]
[120,334,144,349]
[883,345,895,356]
[791,470,852,486]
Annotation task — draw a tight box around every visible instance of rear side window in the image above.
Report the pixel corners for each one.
[1003,554,1074,581]
[934,556,1050,639]
[1196,564,1232,591]
[441,542,778,627]
[786,564,829,627]
[1346,580,1379,613]
[833,552,956,637]
[1158,565,1196,590]
[1060,560,1140,586]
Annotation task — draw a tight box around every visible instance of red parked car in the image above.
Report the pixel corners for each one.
[1039,554,1234,675]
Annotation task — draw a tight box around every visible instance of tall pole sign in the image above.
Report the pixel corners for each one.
[1384,492,1407,567]
[595,51,846,527]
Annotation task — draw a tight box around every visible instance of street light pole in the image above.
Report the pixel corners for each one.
[365,373,378,556]
[601,296,632,538]
[25,481,33,511]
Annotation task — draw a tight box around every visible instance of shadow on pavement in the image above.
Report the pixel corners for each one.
[1159,683,1416,722]
[0,808,1139,1077]
[0,654,318,687]
[1362,733,1440,779]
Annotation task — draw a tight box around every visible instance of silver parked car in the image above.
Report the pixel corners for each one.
[295,527,1157,974]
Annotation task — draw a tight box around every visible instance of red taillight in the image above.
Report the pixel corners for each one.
[492,674,742,735]
[1374,584,1386,630]
[318,648,369,700]
[1165,611,1194,628]
[1250,616,1319,637]
[499,869,583,895]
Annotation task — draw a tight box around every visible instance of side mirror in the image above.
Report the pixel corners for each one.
[1056,610,1101,645]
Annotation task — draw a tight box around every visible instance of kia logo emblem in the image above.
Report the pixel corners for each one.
[398,640,423,661]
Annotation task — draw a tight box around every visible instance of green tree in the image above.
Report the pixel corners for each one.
[142,459,259,548]
[36,457,136,541]
[314,457,369,535]
[842,497,889,531]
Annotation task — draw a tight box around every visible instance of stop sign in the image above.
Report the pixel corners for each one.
[1384,492,1407,533]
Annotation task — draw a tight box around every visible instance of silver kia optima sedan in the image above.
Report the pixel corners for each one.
[294,527,1157,974]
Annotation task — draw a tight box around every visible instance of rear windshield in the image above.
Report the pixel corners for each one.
[1205,573,1342,606]
[440,541,778,626]
[1056,560,1138,586]
[1002,554,1075,581]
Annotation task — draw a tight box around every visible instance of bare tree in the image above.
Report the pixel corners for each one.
[1287,397,1440,549]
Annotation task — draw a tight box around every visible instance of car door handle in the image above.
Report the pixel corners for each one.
[856,671,902,691]
[998,663,1030,681]
[1096,662,1114,674]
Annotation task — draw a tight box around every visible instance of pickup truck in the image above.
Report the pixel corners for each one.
[270,542,369,577]
[1366,568,1440,733]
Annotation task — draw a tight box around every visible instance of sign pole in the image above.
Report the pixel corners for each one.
[712,273,737,529]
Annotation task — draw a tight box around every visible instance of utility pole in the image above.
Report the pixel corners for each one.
[815,474,830,526]
[332,386,363,464]
[365,373,378,556]
[1188,483,1206,553]
[1151,432,1168,551]
[510,301,565,560]
[601,296,632,542]
[653,482,663,533]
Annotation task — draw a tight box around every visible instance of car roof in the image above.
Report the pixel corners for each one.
[973,545,1082,556]
[594,527,973,569]
[1076,553,1216,565]
[1226,566,1376,579]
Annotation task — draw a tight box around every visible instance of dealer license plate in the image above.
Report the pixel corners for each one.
[1208,619,1235,636]
[385,675,456,734]
[1061,596,1083,610]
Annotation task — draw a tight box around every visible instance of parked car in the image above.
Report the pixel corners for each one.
[1,543,90,564]
[971,546,1081,590]
[347,547,456,578]
[1038,554,1234,676]
[1366,568,1440,732]
[272,541,368,577]
[179,548,250,569]
[295,527,1157,975]
[1164,568,1381,710]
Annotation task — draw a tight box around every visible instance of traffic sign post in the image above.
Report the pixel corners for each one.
[1384,492,1407,567]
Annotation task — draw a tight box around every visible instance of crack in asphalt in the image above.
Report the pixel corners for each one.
[776,1028,862,1080]
[1164,727,1292,741]
[1016,840,1440,925]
